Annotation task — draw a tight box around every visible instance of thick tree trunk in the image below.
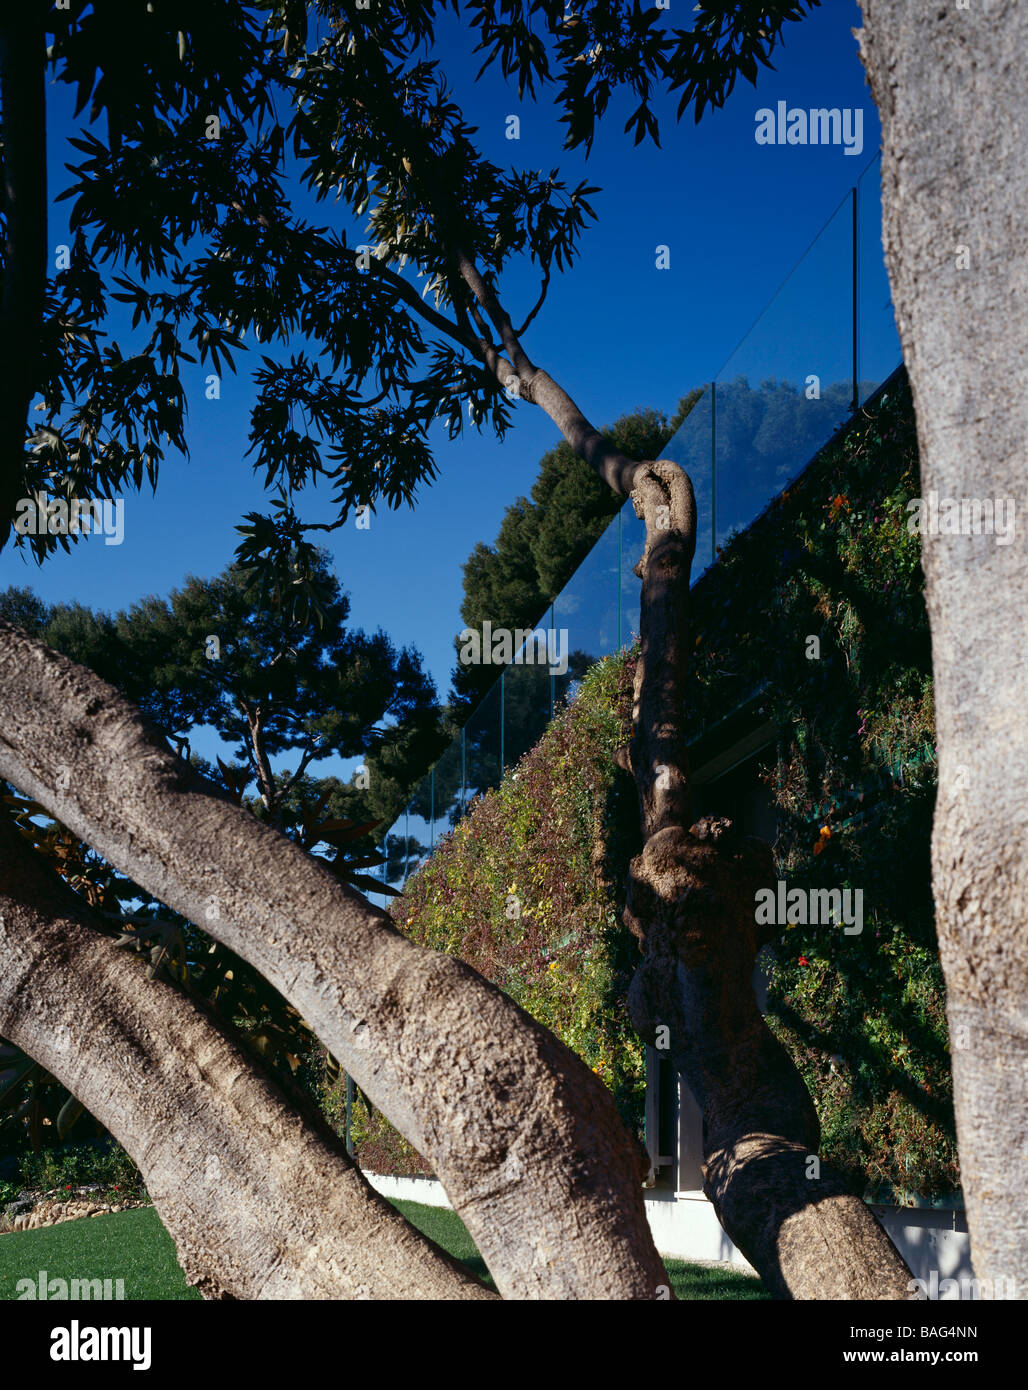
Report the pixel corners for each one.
[858,0,1028,1295]
[617,460,915,1299]
[454,251,917,1296]
[0,623,670,1300]
[0,814,493,1300]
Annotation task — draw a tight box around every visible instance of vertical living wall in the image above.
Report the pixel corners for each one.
[336,373,958,1204]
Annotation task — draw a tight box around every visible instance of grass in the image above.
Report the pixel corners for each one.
[0,1200,770,1300]
[0,1206,202,1301]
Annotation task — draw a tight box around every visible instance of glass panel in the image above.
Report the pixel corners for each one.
[858,153,902,403]
[366,832,389,910]
[464,677,503,808]
[714,195,854,551]
[661,386,713,578]
[503,656,551,772]
[428,736,464,849]
[404,770,435,858]
[618,498,645,651]
[552,510,620,705]
[382,809,412,890]
[388,156,903,893]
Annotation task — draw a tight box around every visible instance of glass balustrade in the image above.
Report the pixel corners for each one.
[372,153,902,906]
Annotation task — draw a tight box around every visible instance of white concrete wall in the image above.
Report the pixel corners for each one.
[365,1171,972,1292]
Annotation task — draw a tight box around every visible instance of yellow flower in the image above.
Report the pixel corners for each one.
[549,961,560,971]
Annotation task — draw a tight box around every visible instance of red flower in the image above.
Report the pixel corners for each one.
[798,956,809,966]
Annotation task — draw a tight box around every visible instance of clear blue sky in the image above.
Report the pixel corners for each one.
[2,1,885,706]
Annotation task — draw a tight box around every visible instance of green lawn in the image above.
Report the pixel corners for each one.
[0,1206,202,1301]
[0,1200,770,1300]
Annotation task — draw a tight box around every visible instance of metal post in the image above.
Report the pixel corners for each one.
[344,1073,355,1158]
[500,669,505,774]
[617,506,623,650]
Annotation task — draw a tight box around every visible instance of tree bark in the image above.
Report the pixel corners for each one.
[0,814,493,1300]
[614,458,915,1299]
[0,622,670,1300]
[446,226,915,1293]
[452,239,917,1296]
[858,0,1028,1295]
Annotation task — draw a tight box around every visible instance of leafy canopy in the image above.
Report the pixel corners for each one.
[8,1,816,600]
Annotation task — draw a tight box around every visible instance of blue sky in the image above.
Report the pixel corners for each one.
[2,1,885,709]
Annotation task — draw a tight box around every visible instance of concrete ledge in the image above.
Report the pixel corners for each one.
[365,1173,449,1208]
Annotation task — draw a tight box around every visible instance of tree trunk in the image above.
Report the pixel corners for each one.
[858,0,1028,1295]
[0,622,670,1300]
[453,253,917,1297]
[617,460,915,1299]
[0,814,493,1300]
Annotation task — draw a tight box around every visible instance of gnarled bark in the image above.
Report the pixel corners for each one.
[616,457,915,1299]
[0,622,669,1300]
[0,814,493,1300]
[858,0,1028,1294]
[452,248,917,1296]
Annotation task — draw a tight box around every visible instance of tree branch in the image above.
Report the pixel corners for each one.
[0,813,493,1300]
[366,255,478,355]
[0,623,671,1301]
[513,263,551,339]
[247,705,277,814]
[620,463,917,1299]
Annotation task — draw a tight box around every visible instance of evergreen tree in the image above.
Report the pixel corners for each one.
[451,394,701,715]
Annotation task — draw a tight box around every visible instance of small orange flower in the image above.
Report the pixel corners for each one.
[828,493,849,519]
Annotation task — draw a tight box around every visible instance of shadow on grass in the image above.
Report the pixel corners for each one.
[0,1198,770,1300]
[393,1198,771,1299]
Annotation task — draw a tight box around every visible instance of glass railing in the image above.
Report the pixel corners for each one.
[371,152,902,903]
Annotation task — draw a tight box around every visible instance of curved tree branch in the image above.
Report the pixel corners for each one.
[620,457,916,1299]
[0,813,493,1300]
[436,225,917,1294]
[513,263,551,339]
[0,622,671,1301]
